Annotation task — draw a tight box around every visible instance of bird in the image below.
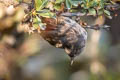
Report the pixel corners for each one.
[41,16,87,65]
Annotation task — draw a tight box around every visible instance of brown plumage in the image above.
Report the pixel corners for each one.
[41,16,87,64]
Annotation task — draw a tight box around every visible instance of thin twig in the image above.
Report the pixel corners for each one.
[61,12,86,17]
[84,25,110,31]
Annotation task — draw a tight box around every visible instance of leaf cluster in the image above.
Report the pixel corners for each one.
[21,0,113,33]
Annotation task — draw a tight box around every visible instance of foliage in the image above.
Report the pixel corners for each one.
[21,0,113,33]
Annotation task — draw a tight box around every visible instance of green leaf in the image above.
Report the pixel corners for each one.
[35,0,48,10]
[35,0,42,10]
[99,0,104,8]
[55,0,64,4]
[97,9,103,15]
[104,10,110,16]
[106,15,112,19]
[40,0,49,10]
[54,4,62,11]
[39,11,55,18]
[90,1,98,7]
[88,8,96,15]
[66,0,71,9]
[69,0,80,6]
[36,9,56,18]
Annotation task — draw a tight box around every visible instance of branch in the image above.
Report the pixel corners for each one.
[105,3,120,11]
[60,12,86,17]
[84,25,110,31]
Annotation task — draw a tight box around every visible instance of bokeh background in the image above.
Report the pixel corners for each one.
[0,0,120,80]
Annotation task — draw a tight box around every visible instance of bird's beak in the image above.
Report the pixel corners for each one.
[70,57,74,66]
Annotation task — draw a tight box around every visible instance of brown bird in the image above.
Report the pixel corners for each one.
[41,16,87,65]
